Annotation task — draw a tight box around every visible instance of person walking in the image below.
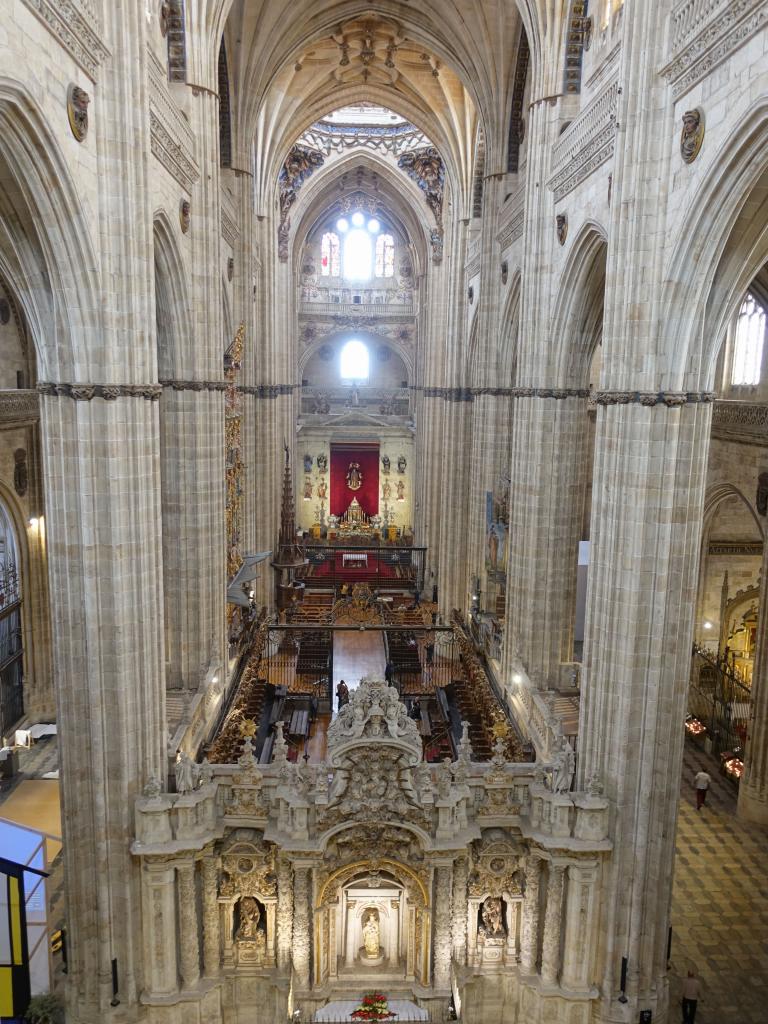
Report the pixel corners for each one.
[681,969,701,1023]
[693,769,711,810]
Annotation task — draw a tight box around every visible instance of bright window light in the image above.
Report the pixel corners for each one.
[367,218,381,233]
[351,211,365,227]
[340,339,370,380]
[731,292,766,386]
[336,217,349,233]
[344,229,373,281]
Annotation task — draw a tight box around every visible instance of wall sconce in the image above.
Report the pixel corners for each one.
[703,620,713,630]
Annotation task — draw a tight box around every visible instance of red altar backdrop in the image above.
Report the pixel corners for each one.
[330,443,380,517]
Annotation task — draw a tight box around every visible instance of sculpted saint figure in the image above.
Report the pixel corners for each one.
[481,898,505,938]
[236,896,262,940]
[362,910,380,957]
[346,462,363,490]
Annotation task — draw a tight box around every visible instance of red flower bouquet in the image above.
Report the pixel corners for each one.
[350,992,396,1020]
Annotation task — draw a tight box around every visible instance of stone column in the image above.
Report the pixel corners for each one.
[504,394,590,687]
[519,856,542,974]
[561,863,598,992]
[738,479,768,822]
[201,855,221,977]
[432,864,453,991]
[579,398,712,1017]
[141,861,178,998]
[540,863,566,985]
[276,856,294,970]
[451,855,469,965]
[177,862,200,990]
[292,865,312,989]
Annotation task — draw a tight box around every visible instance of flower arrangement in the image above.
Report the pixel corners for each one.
[350,992,396,1021]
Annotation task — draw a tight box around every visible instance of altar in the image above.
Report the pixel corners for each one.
[313,999,428,1022]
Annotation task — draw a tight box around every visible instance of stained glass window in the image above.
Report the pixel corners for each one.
[320,232,340,277]
[375,234,395,278]
[731,292,766,386]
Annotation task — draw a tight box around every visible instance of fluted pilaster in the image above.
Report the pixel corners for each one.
[520,856,542,974]
[540,863,566,985]
[177,862,200,989]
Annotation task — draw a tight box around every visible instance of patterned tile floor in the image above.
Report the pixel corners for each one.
[669,742,768,1023]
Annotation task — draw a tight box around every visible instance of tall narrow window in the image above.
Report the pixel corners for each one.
[375,234,395,278]
[343,230,373,281]
[731,292,766,386]
[321,233,340,277]
[340,339,369,380]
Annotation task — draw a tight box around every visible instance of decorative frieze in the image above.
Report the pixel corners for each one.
[663,0,768,99]
[591,389,716,406]
[548,81,619,202]
[21,0,110,81]
[160,378,229,392]
[708,542,763,555]
[712,400,768,444]
[0,390,39,425]
[37,382,162,400]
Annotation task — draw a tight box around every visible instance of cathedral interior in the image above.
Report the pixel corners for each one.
[2,2,768,1023]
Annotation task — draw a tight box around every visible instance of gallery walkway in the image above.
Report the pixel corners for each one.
[669,742,768,1023]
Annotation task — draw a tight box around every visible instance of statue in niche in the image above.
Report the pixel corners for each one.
[346,462,363,491]
[479,898,505,939]
[304,477,313,499]
[397,455,407,474]
[304,453,313,472]
[236,896,262,940]
[317,453,328,473]
[362,909,381,958]
[382,480,392,501]
[396,480,405,501]
[382,455,391,474]
[317,479,328,500]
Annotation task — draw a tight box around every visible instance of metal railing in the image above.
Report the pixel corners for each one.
[688,644,751,757]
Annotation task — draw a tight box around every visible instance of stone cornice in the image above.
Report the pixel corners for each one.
[21,0,110,81]
[148,48,200,191]
[240,384,295,398]
[37,382,162,400]
[662,0,768,100]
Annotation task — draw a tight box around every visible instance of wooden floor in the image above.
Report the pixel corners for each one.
[333,630,386,701]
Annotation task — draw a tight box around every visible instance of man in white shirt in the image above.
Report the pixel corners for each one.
[694,769,711,810]
[682,970,701,1022]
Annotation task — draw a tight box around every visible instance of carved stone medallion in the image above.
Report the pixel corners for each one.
[67,84,90,143]
[681,109,704,164]
[179,199,191,234]
[13,449,28,498]
[556,213,568,246]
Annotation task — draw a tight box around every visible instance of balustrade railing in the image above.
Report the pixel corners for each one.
[670,0,727,53]
[300,386,411,417]
[688,644,752,759]
[299,300,414,316]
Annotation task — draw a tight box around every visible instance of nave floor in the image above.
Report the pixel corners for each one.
[669,743,768,1023]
